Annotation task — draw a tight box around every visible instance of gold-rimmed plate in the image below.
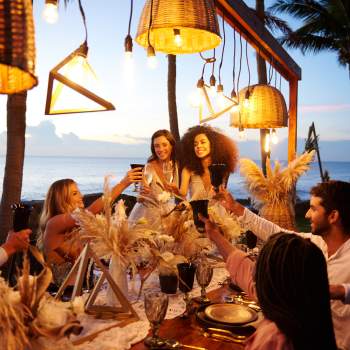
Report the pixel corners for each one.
[204,304,258,325]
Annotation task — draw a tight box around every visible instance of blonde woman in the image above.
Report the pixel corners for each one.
[38,168,142,287]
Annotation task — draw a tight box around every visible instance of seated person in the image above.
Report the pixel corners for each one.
[202,215,337,350]
[0,229,31,266]
[37,168,142,287]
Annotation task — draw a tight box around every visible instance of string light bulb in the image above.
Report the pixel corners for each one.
[230,89,239,112]
[264,131,271,153]
[124,34,133,61]
[147,45,158,69]
[209,74,216,96]
[216,83,227,109]
[238,125,246,139]
[173,28,182,47]
[190,78,204,107]
[42,0,59,24]
[271,128,278,144]
[243,89,250,108]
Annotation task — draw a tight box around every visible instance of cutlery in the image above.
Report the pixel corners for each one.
[202,331,245,344]
[161,340,207,349]
[207,327,246,340]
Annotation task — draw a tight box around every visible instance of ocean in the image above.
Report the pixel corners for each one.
[1,156,350,201]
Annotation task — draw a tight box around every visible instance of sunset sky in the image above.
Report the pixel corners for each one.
[1,0,349,151]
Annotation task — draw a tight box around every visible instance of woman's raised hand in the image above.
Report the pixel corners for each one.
[123,167,143,185]
[215,185,245,216]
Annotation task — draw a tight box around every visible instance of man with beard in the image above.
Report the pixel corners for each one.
[218,180,350,350]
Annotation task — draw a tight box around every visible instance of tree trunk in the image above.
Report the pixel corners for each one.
[256,0,270,176]
[0,92,27,242]
[167,54,180,142]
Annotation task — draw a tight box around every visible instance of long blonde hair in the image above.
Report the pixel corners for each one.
[37,178,76,248]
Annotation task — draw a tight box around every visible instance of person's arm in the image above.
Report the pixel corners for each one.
[330,284,350,304]
[167,167,191,199]
[201,215,256,299]
[88,167,143,214]
[0,229,31,266]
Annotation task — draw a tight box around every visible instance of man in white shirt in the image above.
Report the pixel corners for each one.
[219,180,350,350]
[0,229,31,266]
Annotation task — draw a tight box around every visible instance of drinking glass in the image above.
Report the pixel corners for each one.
[130,163,144,192]
[195,260,213,304]
[177,263,196,318]
[162,161,174,184]
[143,163,153,186]
[144,291,169,348]
[208,163,227,192]
[190,200,209,234]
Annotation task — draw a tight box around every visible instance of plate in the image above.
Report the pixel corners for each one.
[204,304,258,325]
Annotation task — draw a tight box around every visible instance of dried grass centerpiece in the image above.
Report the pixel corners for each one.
[239,151,315,230]
[0,246,81,350]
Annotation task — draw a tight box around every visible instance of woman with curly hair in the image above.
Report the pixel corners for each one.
[173,124,238,200]
[128,129,179,226]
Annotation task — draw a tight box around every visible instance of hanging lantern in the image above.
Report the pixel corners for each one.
[230,84,288,129]
[135,0,221,54]
[0,0,38,94]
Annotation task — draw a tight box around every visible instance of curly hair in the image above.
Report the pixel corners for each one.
[148,129,177,163]
[255,233,337,350]
[179,124,238,176]
[310,180,350,232]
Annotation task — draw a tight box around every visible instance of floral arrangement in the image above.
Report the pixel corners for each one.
[0,246,82,350]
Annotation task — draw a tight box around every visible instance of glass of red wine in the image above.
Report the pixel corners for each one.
[208,163,227,192]
[130,163,144,192]
[190,199,209,234]
[177,263,196,318]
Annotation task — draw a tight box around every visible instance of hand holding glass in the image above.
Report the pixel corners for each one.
[143,163,153,185]
[130,163,144,192]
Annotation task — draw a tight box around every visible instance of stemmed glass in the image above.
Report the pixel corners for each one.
[177,263,196,318]
[130,163,144,192]
[195,260,213,305]
[143,163,153,186]
[144,291,169,348]
[208,163,227,192]
[162,161,174,184]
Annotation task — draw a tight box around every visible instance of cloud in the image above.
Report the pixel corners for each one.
[300,104,350,113]
[0,121,150,158]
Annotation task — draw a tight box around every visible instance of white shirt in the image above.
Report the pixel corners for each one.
[239,208,350,350]
[0,247,9,267]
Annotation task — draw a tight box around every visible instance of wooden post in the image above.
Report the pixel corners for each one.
[288,78,298,162]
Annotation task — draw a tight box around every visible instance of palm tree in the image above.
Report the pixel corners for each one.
[0,92,28,240]
[269,0,350,76]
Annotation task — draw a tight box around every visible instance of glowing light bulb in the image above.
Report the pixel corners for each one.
[271,129,278,144]
[209,75,216,97]
[174,29,182,47]
[244,89,250,108]
[238,126,246,140]
[264,132,271,153]
[124,35,133,61]
[147,46,158,69]
[42,1,58,24]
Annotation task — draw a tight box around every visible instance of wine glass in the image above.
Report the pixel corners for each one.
[162,161,174,184]
[208,163,227,192]
[195,260,213,305]
[143,163,153,186]
[130,163,144,192]
[177,263,196,318]
[190,200,209,234]
[144,291,169,348]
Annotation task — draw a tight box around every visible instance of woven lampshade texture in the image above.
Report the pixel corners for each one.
[230,84,288,129]
[136,0,221,54]
[0,0,37,94]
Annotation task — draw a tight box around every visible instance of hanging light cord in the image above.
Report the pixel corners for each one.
[268,57,273,84]
[147,0,154,47]
[78,0,88,44]
[245,39,250,91]
[232,29,236,90]
[128,0,134,36]
[211,48,216,76]
[236,32,242,95]
[218,14,226,85]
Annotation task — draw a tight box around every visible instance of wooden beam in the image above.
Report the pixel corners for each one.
[216,0,301,81]
[288,78,298,161]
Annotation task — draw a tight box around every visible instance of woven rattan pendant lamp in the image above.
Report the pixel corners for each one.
[230,84,288,129]
[135,0,221,54]
[0,0,38,94]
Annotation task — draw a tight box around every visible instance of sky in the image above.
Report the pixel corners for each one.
[1,0,350,158]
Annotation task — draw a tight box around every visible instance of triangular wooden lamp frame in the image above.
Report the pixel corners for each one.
[45,43,115,115]
[55,243,139,321]
[199,84,237,123]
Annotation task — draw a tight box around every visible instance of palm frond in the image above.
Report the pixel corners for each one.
[280,150,315,191]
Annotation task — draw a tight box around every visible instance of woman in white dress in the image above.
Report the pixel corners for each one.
[173,125,238,200]
[128,129,179,227]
